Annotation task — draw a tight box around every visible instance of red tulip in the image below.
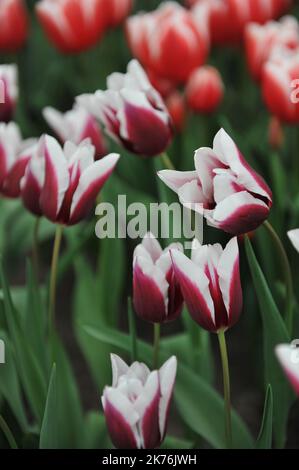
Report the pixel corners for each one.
[158,128,272,235]
[0,122,35,198]
[43,105,107,159]
[0,0,28,51]
[276,343,299,396]
[0,65,18,123]
[103,0,132,29]
[133,233,184,324]
[21,135,119,224]
[77,60,173,157]
[126,2,210,83]
[165,91,186,132]
[102,354,177,449]
[186,66,224,114]
[262,47,299,124]
[36,0,106,53]
[171,238,242,332]
[245,16,299,81]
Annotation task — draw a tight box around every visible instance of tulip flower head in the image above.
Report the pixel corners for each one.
[171,238,242,333]
[43,105,107,159]
[77,60,173,157]
[0,0,28,51]
[133,233,184,324]
[0,65,18,123]
[158,128,272,235]
[287,229,299,253]
[186,66,224,114]
[21,135,119,225]
[126,2,210,83]
[0,122,35,198]
[102,354,177,449]
[275,343,299,396]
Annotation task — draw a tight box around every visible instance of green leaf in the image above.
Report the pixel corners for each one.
[162,435,195,450]
[256,385,273,449]
[40,365,57,449]
[245,237,293,448]
[83,412,112,449]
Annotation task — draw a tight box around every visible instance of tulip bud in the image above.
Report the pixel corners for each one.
[186,66,224,114]
[171,238,242,332]
[0,122,35,198]
[77,60,173,157]
[268,116,284,150]
[165,91,186,133]
[21,135,119,225]
[133,233,184,324]
[0,0,28,52]
[0,65,18,123]
[275,343,299,396]
[126,2,210,83]
[158,128,272,235]
[36,0,106,53]
[102,354,177,449]
[43,105,107,159]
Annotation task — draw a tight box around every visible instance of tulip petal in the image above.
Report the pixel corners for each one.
[111,354,129,387]
[69,153,119,225]
[159,356,177,438]
[2,154,29,197]
[171,249,216,331]
[141,233,163,262]
[157,169,198,194]
[287,229,299,253]
[194,146,224,201]
[135,371,161,449]
[275,344,299,396]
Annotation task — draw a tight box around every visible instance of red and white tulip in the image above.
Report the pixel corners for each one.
[126,2,210,83]
[102,354,177,449]
[21,135,119,225]
[0,65,18,123]
[158,128,272,235]
[43,105,107,159]
[77,60,173,157]
[275,343,299,396]
[186,66,224,114]
[133,233,184,324]
[0,0,28,51]
[171,237,242,332]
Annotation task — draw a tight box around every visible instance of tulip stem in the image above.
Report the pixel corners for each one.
[217,329,232,449]
[32,217,41,277]
[153,323,161,369]
[161,152,175,170]
[0,415,18,449]
[48,225,63,334]
[263,220,293,334]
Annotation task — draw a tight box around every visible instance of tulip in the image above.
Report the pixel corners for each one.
[275,343,299,396]
[104,0,133,29]
[133,233,184,324]
[21,135,119,225]
[77,60,173,157]
[287,229,299,253]
[245,16,299,81]
[126,2,210,83]
[0,0,28,51]
[0,65,18,123]
[262,47,299,124]
[43,105,107,158]
[0,122,35,198]
[102,354,177,449]
[158,128,272,235]
[165,91,186,132]
[186,66,224,114]
[36,0,106,53]
[171,238,242,332]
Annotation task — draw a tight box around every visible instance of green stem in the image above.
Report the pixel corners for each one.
[48,225,63,334]
[263,220,293,334]
[161,152,175,170]
[32,217,41,277]
[217,330,232,449]
[0,415,18,449]
[153,323,161,369]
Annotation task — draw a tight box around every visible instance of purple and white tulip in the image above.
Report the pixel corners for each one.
[0,65,18,122]
[102,354,177,449]
[77,60,173,157]
[171,237,242,332]
[275,343,299,396]
[43,105,107,159]
[158,128,272,235]
[133,233,184,323]
[0,122,35,198]
[21,135,119,225]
